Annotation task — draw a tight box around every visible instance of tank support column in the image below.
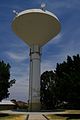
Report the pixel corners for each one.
[29,45,41,111]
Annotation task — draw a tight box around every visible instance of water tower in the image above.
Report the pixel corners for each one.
[12,8,61,111]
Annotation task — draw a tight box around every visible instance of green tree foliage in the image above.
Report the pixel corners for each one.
[41,54,80,109]
[0,60,16,101]
[55,54,80,108]
[40,71,56,109]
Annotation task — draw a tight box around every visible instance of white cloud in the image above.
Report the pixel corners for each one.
[41,60,55,73]
[9,61,29,101]
[41,54,66,73]
[8,79,29,102]
[41,38,80,74]
[6,51,29,62]
[46,33,63,45]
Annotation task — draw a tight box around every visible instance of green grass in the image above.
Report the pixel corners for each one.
[46,110,80,120]
[0,114,27,120]
[47,114,68,120]
[47,114,80,120]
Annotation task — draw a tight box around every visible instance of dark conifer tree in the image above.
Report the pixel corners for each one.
[0,61,15,101]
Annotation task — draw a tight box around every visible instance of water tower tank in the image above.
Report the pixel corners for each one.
[12,9,60,47]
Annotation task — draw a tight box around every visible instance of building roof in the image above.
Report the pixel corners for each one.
[0,100,15,105]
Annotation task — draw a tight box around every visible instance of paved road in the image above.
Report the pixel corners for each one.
[27,114,48,120]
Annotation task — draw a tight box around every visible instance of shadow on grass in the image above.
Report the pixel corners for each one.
[0,113,9,117]
[57,114,80,119]
[41,109,66,112]
[53,109,66,112]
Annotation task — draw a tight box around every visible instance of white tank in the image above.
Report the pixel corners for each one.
[12,9,60,47]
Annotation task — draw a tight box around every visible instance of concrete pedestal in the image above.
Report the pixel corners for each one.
[29,45,41,111]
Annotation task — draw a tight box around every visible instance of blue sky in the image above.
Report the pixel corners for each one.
[0,0,80,102]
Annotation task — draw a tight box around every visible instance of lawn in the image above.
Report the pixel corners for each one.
[47,114,80,120]
[46,110,80,120]
[0,114,27,120]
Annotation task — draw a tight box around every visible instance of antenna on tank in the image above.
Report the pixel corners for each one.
[13,10,18,15]
[41,2,46,11]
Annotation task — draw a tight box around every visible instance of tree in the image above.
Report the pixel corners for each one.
[40,71,56,109]
[55,54,80,108]
[40,54,80,109]
[0,60,16,101]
